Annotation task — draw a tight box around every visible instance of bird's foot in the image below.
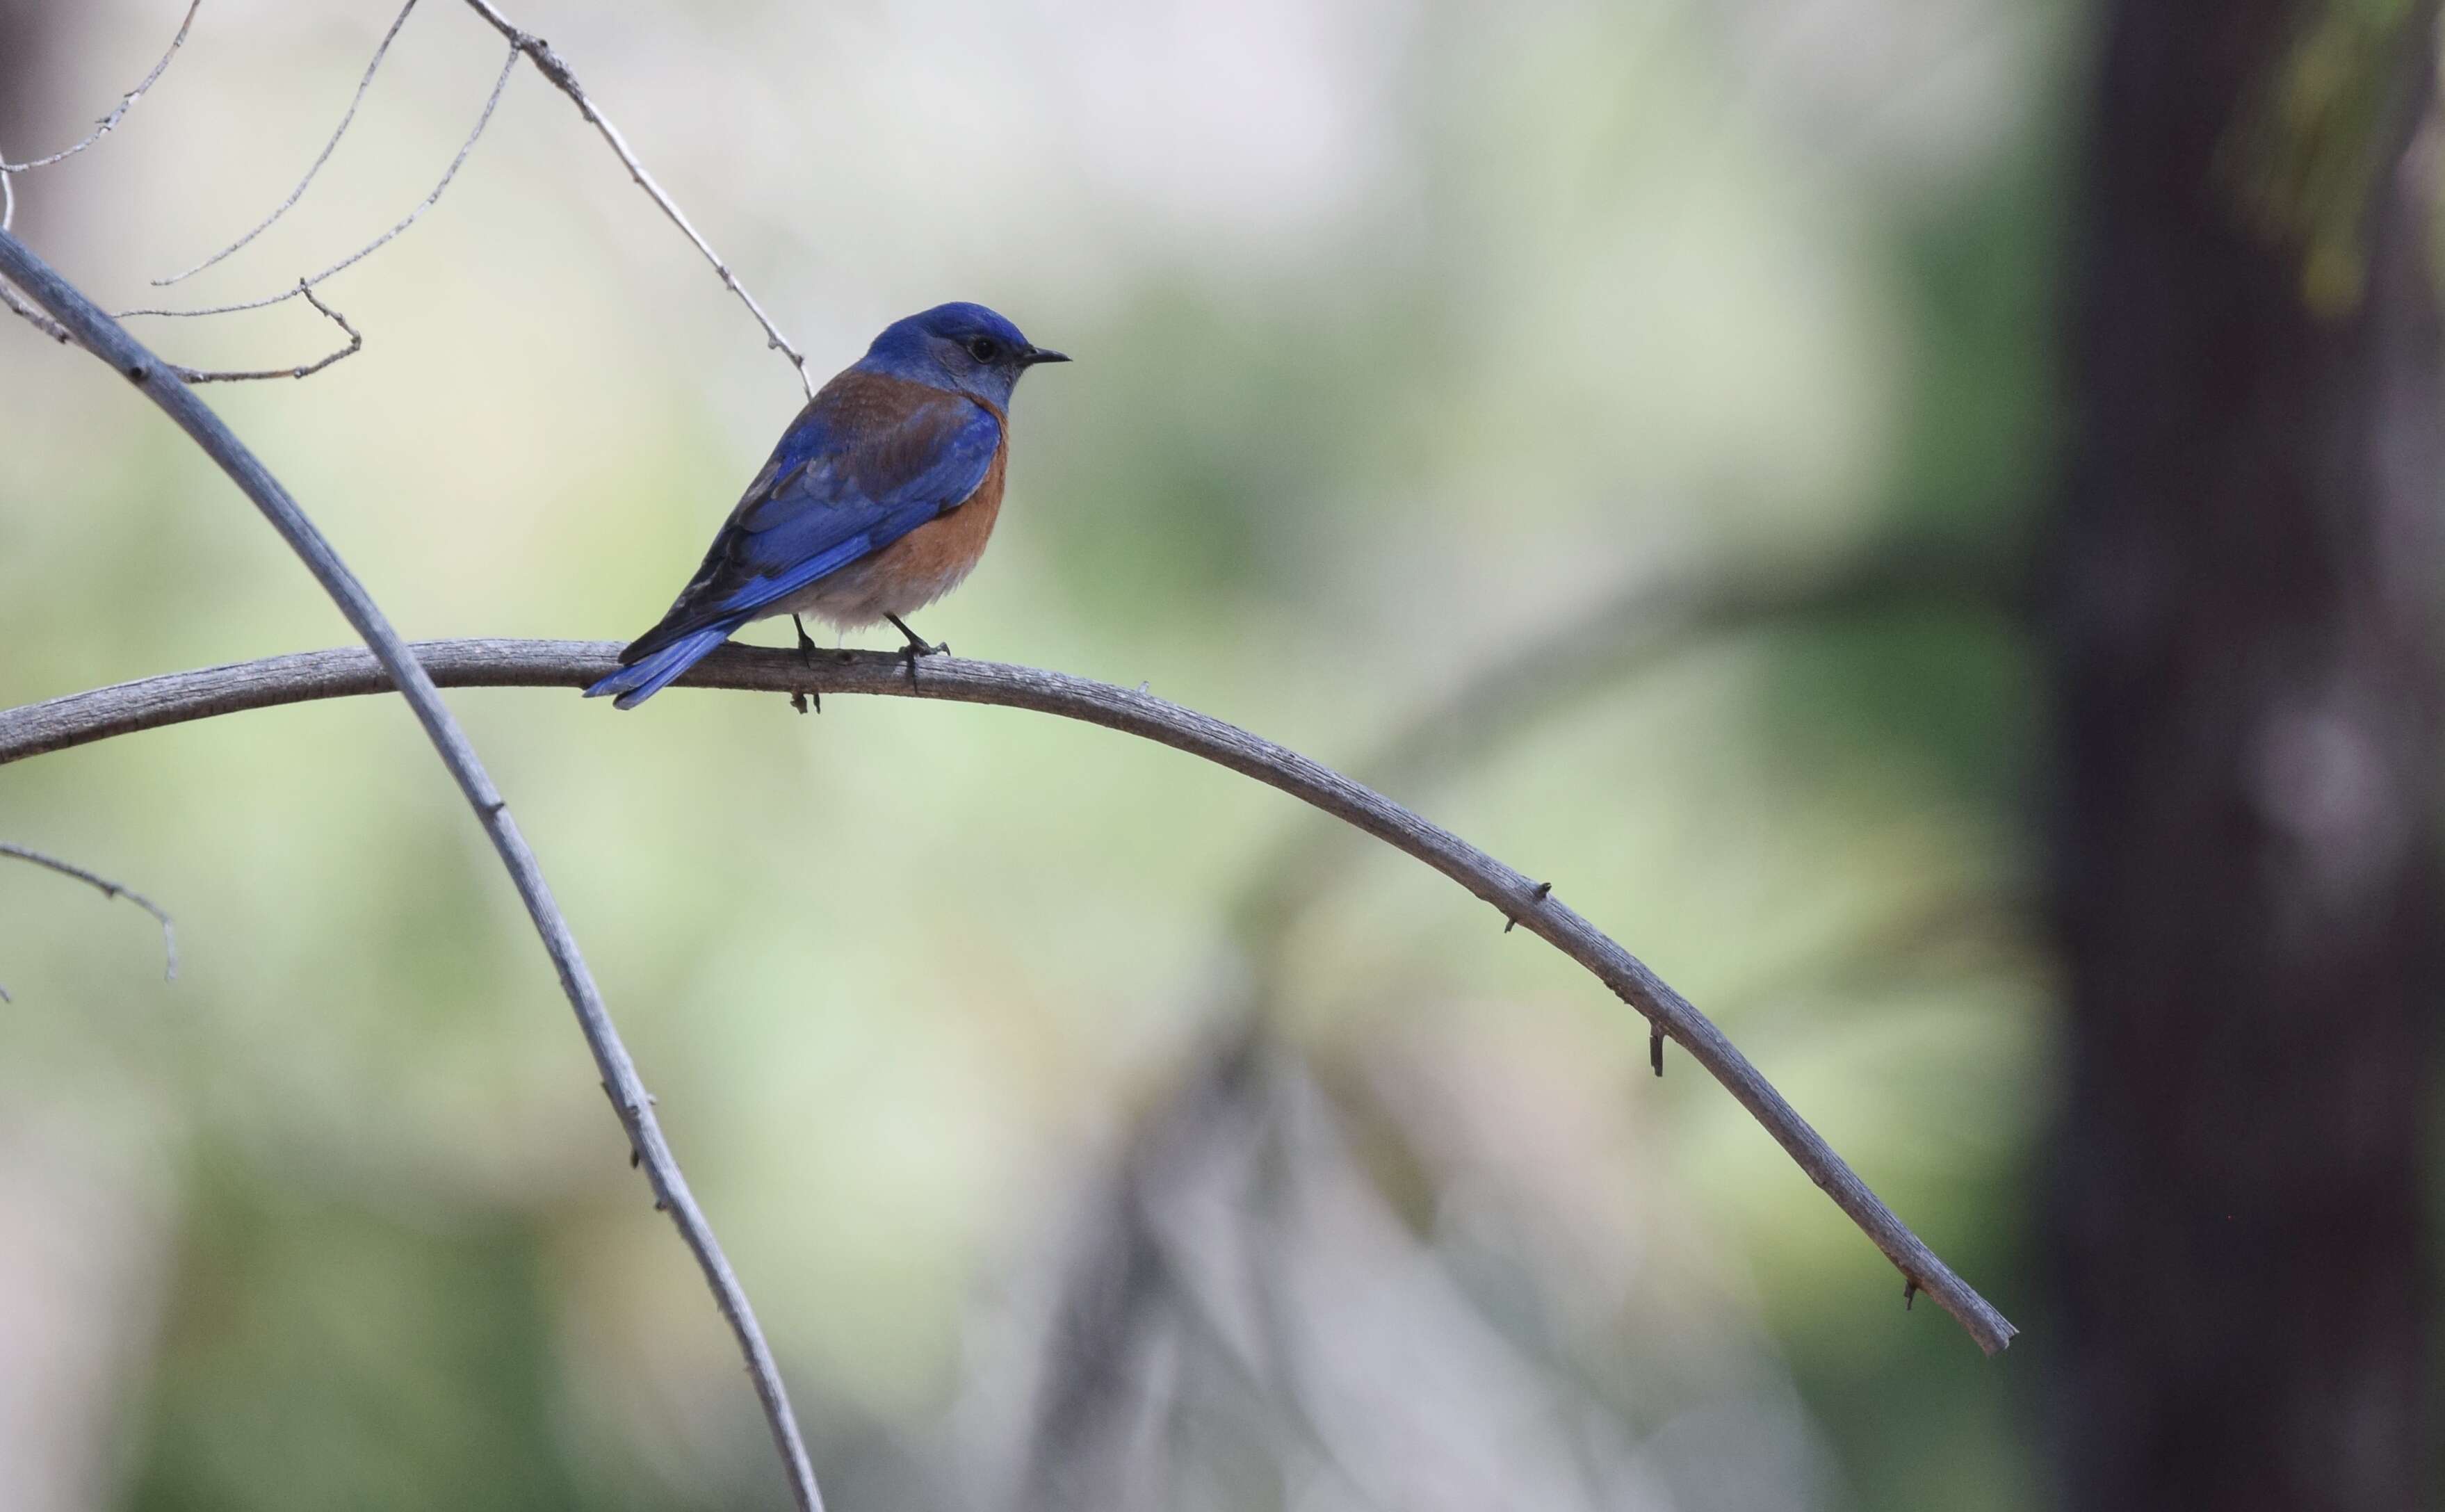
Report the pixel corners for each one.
[886,614,949,687]
[885,613,949,659]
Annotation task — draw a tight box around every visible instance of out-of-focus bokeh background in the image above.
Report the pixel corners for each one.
[2,1,2436,1509]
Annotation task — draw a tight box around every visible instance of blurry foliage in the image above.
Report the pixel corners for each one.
[127,1162,588,1512]
[2226,0,2427,311]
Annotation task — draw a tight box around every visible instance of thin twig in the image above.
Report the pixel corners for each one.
[0,0,203,173]
[2,278,71,344]
[0,232,830,1511]
[0,141,38,330]
[455,0,818,399]
[152,0,424,286]
[117,45,519,321]
[170,282,364,384]
[0,842,178,981]
[0,635,2020,1357]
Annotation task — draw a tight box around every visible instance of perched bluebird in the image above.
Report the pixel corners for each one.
[586,302,1068,709]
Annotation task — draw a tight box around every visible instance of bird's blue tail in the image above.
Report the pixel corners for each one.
[585,621,742,709]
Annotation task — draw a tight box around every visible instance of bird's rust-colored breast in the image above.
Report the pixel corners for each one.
[824,398,1009,621]
[884,430,1006,582]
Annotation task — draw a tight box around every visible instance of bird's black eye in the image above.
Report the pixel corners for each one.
[966,336,1000,362]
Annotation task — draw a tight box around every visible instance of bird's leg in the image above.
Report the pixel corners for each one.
[790,615,820,715]
[886,613,948,658]
[886,612,948,688]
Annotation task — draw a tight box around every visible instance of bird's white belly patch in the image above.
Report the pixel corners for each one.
[777,550,983,629]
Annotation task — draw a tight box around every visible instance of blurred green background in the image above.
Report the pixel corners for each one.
[1,1,2077,1508]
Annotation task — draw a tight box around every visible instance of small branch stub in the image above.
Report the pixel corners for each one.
[1504,879,1553,934]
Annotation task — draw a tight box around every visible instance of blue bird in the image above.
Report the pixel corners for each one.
[587,302,1068,709]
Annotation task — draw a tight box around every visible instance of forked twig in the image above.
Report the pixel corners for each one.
[17,0,811,398]
[152,0,425,286]
[171,282,364,384]
[118,44,519,321]
[1,841,179,983]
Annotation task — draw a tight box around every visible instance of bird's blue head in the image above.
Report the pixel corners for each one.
[854,302,1069,406]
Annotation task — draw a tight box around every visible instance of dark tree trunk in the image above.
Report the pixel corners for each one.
[2051,5,2444,1510]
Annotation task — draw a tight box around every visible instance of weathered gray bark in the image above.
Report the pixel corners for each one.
[2052,4,2444,1508]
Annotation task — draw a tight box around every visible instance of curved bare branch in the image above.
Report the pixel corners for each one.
[1231,538,2020,951]
[0,841,179,986]
[0,636,2020,1356]
[0,231,827,1512]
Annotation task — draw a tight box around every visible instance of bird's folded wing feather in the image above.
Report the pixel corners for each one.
[621,380,1002,664]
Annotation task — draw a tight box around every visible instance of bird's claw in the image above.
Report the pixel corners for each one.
[885,614,949,685]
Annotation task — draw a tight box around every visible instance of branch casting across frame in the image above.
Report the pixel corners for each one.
[0,637,2020,1356]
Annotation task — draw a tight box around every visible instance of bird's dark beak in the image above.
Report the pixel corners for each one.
[1021,346,1071,366]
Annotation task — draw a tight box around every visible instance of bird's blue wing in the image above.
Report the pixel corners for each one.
[615,380,1001,667]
